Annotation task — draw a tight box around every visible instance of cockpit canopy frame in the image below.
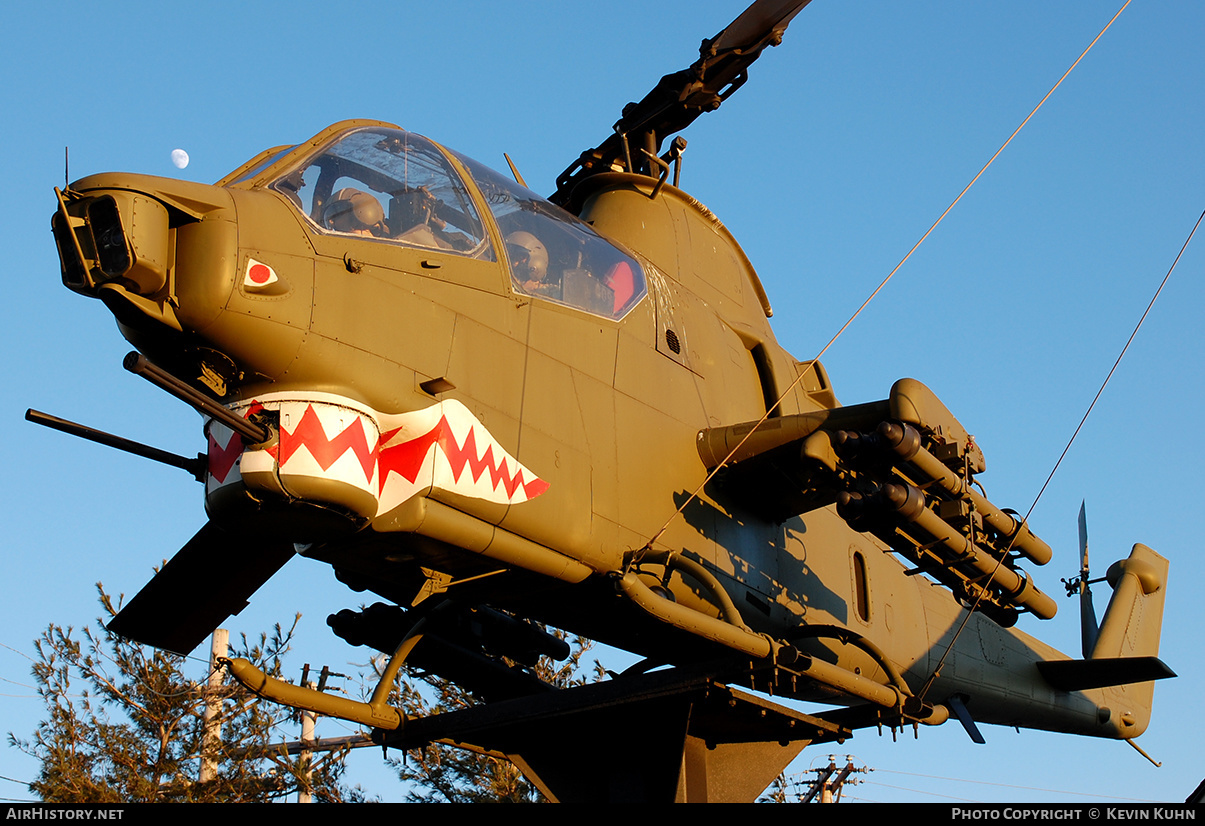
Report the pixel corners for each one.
[241,123,647,321]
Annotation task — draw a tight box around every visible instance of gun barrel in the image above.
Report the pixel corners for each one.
[123,352,268,443]
[25,408,205,481]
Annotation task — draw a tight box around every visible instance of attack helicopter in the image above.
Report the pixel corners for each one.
[36,0,1175,803]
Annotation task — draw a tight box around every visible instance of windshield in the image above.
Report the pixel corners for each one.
[454,152,646,319]
[271,127,493,258]
[224,145,296,187]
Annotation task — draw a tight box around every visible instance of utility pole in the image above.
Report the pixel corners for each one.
[298,679,317,803]
[799,756,867,803]
[199,628,228,785]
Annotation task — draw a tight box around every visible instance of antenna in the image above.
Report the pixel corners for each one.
[503,153,528,189]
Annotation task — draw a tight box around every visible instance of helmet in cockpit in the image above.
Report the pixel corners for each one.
[323,188,384,236]
[506,230,549,284]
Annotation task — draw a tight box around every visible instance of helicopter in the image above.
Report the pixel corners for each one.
[34,0,1178,803]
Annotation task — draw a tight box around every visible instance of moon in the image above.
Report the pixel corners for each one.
[171,148,189,169]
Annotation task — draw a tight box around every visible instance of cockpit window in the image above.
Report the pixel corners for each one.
[453,152,646,320]
[225,145,296,187]
[273,128,493,259]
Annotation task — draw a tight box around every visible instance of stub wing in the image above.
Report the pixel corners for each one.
[698,378,1056,626]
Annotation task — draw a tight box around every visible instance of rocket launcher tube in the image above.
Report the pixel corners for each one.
[878,421,1053,566]
[879,483,1058,620]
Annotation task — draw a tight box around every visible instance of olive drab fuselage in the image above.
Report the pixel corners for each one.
[51,117,1169,749]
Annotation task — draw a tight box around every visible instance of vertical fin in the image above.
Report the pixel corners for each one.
[1089,543,1169,738]
[1091,544,1168,660]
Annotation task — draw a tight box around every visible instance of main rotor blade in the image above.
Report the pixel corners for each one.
[107,522,295,655]
[711,0,811,53]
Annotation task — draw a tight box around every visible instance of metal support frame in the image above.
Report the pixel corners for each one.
[374,664,851,803]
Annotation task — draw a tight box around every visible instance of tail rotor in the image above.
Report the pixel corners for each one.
[1062,501,1102,658]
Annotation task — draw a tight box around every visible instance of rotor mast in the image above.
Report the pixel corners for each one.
[551,0,812,206]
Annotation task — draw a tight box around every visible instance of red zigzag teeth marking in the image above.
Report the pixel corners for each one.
[208,403,267,484]
[207,432,242,484]
[376,423,439,488]
[521,476,550,499]
[278,405,378,482]
[377,415,546,499]
[209,403,548,501]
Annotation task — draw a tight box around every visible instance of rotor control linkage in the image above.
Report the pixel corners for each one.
[551,0,812,204]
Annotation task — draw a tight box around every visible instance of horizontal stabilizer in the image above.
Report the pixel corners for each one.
[1036,656,1176,692]
[108,521,295,655]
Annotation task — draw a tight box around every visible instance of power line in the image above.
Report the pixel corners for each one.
[871,768,1165,803]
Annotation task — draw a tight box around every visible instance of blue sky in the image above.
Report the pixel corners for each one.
[2,1,1202,803]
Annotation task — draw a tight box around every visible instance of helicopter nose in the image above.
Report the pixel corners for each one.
[52,173,238,337]
[54,186,171,298]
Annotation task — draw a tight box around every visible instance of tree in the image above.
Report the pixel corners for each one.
[758,773,791,803]
[10,585,365,803]
[387,630,601,803]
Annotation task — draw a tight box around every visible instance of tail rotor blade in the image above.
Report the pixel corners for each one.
[1078,500,1090,574]
[1078,501,1099,658]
